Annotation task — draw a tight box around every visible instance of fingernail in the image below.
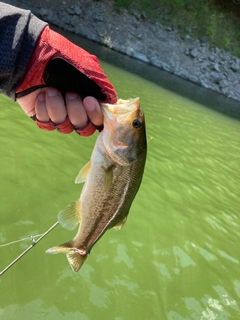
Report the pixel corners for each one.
[66,92,78,100]
[47,87,58,97]
[38,92,45,102]
[84,97,96,111]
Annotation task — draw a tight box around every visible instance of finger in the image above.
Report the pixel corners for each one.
[16,88,43,117]
[83,96,103,126]
[45,87,67,124]
[65,92,88,129]
[35,92,49,122]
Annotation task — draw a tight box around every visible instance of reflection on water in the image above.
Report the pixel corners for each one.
[0,28,240,320]
[114,244,134,269]
[0,299,88,320]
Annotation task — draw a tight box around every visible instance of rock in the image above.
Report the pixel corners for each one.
[209,71,223,84]
[74,4,82,15]
[133,52,149,63]
[185,34,191,40]
[212,63,221,72]
[209,55,215,62]
[188,74,199,83]
[231,61,240,72]
[132,10,141,20]
[190,48,198,58]
[161,62,171,72]
[177,68,189,79]
[221,87,229,95]
[7,0,240,102]
[67,5,75,14]
[219,79,228,88]
[200,61,210,70]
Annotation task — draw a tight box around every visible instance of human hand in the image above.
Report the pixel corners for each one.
[16,26,117,136]
[17,88,103,135]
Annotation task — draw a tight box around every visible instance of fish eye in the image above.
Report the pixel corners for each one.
[132,119,142,129]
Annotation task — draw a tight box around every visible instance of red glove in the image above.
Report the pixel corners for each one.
[16,26,117,135]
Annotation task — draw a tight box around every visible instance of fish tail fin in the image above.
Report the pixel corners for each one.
[46,241,88,272]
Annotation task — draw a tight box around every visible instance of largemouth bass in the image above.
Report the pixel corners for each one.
[46,98,147,272]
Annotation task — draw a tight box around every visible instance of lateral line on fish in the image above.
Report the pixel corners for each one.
[103,180,129,230]
[0,221,59,277]
[80,173,130,252]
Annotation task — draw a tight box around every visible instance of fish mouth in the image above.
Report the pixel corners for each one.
[101,97,140,115]
[101,97,141,125]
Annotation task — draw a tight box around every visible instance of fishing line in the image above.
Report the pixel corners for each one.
[0,234,43,248]
[0,221,59,277]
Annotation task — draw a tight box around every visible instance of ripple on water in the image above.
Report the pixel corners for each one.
[1,54,240,319]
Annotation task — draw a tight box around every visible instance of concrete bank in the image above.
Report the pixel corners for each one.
[4,0,240,102]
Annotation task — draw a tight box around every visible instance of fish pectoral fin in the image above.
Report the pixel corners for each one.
[103,165,114,192]
[46,243,87,272]
[58,201,81,230]
[75,161,91,184]
[113,217,127,230]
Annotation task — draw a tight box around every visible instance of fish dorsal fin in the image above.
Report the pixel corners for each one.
[75,161,91,184]
[114,217,127,230]
[57,201,81,230]
[103,165,114,192]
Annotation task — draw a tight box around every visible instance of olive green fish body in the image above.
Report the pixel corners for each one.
[76,135,146,251]
[46,98,147,272]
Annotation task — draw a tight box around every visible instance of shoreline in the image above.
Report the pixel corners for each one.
[4,0,240,102]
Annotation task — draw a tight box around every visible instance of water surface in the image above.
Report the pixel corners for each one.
[0,29,240,320]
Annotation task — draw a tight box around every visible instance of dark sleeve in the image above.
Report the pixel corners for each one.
[0,2,47,100]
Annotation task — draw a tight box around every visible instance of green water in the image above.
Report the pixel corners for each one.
[0,30,240,320]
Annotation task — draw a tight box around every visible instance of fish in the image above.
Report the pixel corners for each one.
[46,97,147,272]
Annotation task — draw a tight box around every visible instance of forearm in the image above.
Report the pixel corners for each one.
[0,2,47,99]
